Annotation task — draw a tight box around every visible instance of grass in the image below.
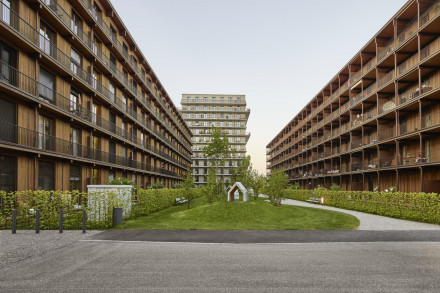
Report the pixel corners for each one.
[116,197,360,230]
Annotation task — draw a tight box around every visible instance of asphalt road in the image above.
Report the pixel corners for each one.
[92,229,440,243]
[1,237,440,292]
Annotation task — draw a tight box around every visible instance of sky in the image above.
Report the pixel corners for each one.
[111,0,408,174]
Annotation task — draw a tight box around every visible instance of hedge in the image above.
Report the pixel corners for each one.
[131,188,203,218]
[0,188,204,230]
[285,189,440,225]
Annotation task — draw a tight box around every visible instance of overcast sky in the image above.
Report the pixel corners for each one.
[112,0,408,174]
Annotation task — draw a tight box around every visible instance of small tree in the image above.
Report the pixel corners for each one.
[249,171,265,200]
[263,169,288,206]
[182,169,195,209]
[204,167,218,204]
[203,126,233,193]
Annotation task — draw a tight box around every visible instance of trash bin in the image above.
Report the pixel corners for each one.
[113,207,123,227]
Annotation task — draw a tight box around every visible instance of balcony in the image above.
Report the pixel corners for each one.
[0,123,180,178]
[0,60,188,168]
[377,38,395,62]
[397,53,418,76]
[420,1,440,26]
[396,17,418,47]
[420,36,440,61]
[0,2,192,154]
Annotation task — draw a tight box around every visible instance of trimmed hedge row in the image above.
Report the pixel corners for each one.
[131,188,203,218]
[285,189,440,224]
[0,188,204,229]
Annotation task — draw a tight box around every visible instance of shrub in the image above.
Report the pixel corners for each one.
[285,189,440,224]
[330,184,342,191]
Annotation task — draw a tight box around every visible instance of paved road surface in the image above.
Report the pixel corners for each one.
[1,240,439,292]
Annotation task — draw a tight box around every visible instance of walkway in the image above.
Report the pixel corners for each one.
[282,199,440,230]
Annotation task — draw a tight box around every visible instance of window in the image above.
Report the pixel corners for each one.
[110,25,117,43]
[0,155,16,192]
[212,114,216,118]
[109,170,115,182]
[0,98,16,143]
[110,54,117,73]
[70,11,83,36]
[228,97,232,103]
[70,127,80,156]
[228,122,232,127]
[236,107,240,111]
[220,106,224,111]
[212,106,216,111]
[195,106,199,111]
[70,89,81,114]
[187,113,191,119]
[38,115,53,150]
[195,114,199,118]
[70,48,82,75]
[203,113,207,118]
[91,103,98,124]
[204,121,208,126]
[203,97,207,102]
[122,95,127,111]
[39,21,56,56]
[1,0,13,25]
[229,106,232,111]
[425,140,432,162]
[109,82,116,103]
[38,161,54,190]
[187,97,190,103]
[69,165,81,191]
[195,97,199,102]
[122,42,128,58]
[39,67,55,103]
[212,97,216,103]
[237,97,241,103]
[0,41,17,86]
[220,97,224,103]
[92,69,101,90]
[203,106,207,111]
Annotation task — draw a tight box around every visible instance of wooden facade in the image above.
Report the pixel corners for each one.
[267,0,440,193]
[0,0,193,192]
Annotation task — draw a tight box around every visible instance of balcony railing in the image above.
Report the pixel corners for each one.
[0,60,188,169]
[399,119,420,136]
[378,127,394,141]
[364,160,379,170]
[420,1,440,26]
[377,70,394,88]
[396,17,418,46]
[0,123,181,178]
[362,57,377,75]
[351,138,363,149]
[377,38,395,62]
[379,156,395,168]
[397,53,418,76]
[420,36,440,61]
[42,0,191,147]
[0,2,192,155]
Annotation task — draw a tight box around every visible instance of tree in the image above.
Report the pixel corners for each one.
[249,171,265,200]
[182,169,195,209]
[263,169,288,206]
[203,126,233,190]
[231,155,252,185]
[204,167,219,204]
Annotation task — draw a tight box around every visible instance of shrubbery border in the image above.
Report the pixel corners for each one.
[285,189,440,225]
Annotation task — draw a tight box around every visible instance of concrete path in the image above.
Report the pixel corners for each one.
[282,199,440,230]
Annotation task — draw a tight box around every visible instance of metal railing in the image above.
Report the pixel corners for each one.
[0,61,188,169]
[0,123,181,178]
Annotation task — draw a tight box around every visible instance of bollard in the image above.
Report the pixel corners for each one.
[82,210,86,234]
[36,210,40,234]
[59,209,63,233]
[12,209,16,234]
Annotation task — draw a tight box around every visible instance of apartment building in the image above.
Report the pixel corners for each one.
[180,94,250,185]
[267,0,440,193]
[0,0,193,192]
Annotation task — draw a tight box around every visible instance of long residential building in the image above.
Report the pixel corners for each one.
[180,94,250,185]
[267,0,440,193]
[0,0,193,192]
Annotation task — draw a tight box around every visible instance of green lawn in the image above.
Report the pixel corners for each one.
[116,197,360,230]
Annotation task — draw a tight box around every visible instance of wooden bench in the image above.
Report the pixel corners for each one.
[175,198,188,205]
[306,197,322,204]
